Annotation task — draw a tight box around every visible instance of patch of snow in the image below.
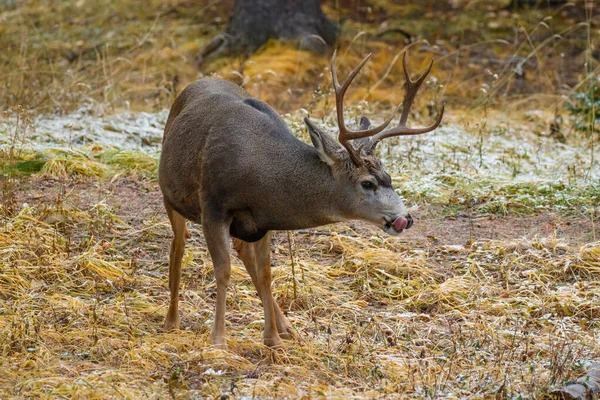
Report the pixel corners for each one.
[2,109,598,185]
[202,368,224,376]
[380,124,600,180]
[0,110,168,150]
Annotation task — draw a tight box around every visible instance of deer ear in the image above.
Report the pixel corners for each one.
[354,116,373,154]
[304,117,343,166]
[359,116,371,130]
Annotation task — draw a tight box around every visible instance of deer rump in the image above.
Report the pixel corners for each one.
[159,79,319,243]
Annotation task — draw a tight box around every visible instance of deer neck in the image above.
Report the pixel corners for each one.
[274,148,352,229]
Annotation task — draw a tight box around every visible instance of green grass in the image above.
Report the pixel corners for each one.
[0,147,158,180]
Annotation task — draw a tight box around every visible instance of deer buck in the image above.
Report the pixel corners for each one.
[159,51,444,349]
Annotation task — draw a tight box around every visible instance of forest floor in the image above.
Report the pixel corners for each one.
[2,0,600,398]
[1,109,599,398]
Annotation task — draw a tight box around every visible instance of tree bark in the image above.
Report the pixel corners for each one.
[197,0,339,64]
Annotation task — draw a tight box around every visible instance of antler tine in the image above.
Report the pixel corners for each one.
[331,50,370,93]
[332,50,366,144]
[399,53,434,126]
[369,104,445,143]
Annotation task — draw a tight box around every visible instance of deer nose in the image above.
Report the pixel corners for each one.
[405,214,413,229]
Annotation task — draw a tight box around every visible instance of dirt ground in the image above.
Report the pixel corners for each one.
[2,171,598,398]
[2,0,599,396]
[18,175,597,252]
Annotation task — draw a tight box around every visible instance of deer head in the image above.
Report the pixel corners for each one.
[304,51,444,235]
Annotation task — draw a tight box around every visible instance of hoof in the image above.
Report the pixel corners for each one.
[264,336,284,349]
[264,337,285,349]
[278,326,299,341]
[212,342,227,350]
[211,332,227,350]
[163,317,180,331]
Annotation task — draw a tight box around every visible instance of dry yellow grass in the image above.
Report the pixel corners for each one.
[1,1,599,398]
[1,171,599,397]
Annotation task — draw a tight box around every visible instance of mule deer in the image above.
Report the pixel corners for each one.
[159,51,444,348]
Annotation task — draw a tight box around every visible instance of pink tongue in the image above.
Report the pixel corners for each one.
[392,216,408,231]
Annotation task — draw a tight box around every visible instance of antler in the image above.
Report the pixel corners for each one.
[331,51,400,165]
[330,50,444,165]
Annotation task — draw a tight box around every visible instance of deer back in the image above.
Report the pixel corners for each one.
[159,79,342,241]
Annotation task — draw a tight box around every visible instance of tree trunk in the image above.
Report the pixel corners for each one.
[197,0,338,64]
[507,0,567,8]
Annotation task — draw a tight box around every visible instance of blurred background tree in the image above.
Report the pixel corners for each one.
[0,0,594,130]
[197,0,339,65]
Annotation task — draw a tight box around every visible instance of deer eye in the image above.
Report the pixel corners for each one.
[361,181,375,190]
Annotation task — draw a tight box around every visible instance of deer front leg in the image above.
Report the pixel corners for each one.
[164,204,188,331]
[202,212,232,349]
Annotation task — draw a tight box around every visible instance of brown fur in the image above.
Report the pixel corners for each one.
[159,78,410,348]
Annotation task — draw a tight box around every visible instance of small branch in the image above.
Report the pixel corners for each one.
[195,33,231,66]
[286,231,298,300]
[376,27,413,43]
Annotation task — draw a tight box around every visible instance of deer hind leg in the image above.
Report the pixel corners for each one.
[202,212,232,349]
[233,233,298,346]
[164,204,188,331]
